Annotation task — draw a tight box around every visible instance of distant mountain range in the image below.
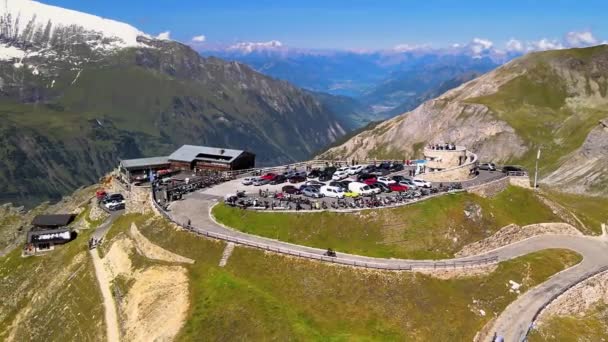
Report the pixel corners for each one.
[200,45,509,123]
[0,0,353,206]
[320,45,608,197]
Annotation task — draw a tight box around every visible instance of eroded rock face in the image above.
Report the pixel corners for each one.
[544,120,608,196]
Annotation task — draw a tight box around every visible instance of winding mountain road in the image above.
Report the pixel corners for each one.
[165,191,608,342]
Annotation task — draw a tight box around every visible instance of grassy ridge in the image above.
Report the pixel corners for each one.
[212,186,561,259]
[137,215,581,341]
[468,47,608,173]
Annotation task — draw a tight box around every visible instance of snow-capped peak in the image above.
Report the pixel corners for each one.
[228,40,284,54]
[0,0,151,50]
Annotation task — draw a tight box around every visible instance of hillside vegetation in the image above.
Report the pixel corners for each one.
[320,45,608,196]
[213,186,562,259]
[0,36,349,207]
[137,214,581,341]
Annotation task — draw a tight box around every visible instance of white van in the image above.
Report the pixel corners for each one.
[348,182,375,196]
[320,185,345,199]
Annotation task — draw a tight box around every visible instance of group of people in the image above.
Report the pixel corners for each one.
[428,143,457,150]
[88,237,102,249]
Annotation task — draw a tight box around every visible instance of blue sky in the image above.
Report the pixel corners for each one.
[42,0,608,50]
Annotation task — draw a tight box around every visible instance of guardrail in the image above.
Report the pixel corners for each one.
[150,187,499,270]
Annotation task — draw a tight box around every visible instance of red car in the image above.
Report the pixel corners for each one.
[260,173,277,180]
[389,183,409,192]
[363,178,377,185]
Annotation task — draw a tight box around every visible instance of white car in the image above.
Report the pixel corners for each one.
[347,165,366,175]
[376,176,396,186]
[320,185,345,199]
[241,177,256,185]
[412,178,432,188]
[332,170,349,180]
[348,182,375,196]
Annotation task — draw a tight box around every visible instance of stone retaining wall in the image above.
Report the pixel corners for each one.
[509,176,531,188]
[468,177,510,198]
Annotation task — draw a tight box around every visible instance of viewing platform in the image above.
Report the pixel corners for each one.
[418,144,478,182]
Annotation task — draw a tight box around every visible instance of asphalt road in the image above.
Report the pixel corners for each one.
[166,190,608,342]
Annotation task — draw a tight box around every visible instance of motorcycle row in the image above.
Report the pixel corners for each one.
[225,182,463,211]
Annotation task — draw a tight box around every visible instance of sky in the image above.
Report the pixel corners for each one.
[41,0,608,51]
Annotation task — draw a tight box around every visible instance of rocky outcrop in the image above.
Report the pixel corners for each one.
[544,119,608,196]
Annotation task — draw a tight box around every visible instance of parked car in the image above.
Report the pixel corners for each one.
[302,187,323,198]
[307,169,322,178]
[373,182,392,192]
[502,165,524,173]
[347,165,366,175]
[348,182,375,196]
[478,162,496,171]
[363,177,377,185]
[344,190,360,198]
[305,180,325,187]
[107,202,125,211]
[289,175,306,183]
[323,166,337,175]
[320,185,345,199]
[412,178,431,188]
[260,173,277,180]
[390,163,405,172]
[376,176,396,186]
[398,178,418,190]
[253,178,270,186]
[389,183,409,192]
[270,175,287,185]
[282,185,301,194]
[392,175,407,182]
[366,183,383,194]
[369,168,390,176]
[103,194,125,209]
[318,172,333,182]
[378,162,392,170]
[241,177,256,186]
[332,170,349,180]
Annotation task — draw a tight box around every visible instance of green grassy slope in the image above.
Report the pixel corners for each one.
[529,304,608,341]
[213,186,562,259]
[468,46,608,173]
[0,205,105,341]
[136,214,581,341]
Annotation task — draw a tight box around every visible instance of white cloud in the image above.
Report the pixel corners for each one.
[565,30,597,47]
[505,38,524,52]
[469,37,493,55]
[392,43,431,52]
[191,35,206,42]
[156,31,171,40]
[229,40,283,53]
[528,38,564,51]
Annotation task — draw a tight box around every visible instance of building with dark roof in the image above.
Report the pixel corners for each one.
[32,214,76,228]
[168,145,255,171]
[118,144,255,183]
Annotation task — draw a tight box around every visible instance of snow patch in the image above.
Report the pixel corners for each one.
[0,43,26,61]
[1,0,151,48]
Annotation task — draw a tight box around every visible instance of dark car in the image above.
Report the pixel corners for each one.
[318,173,332,182]
[357,172,373,182]
[502,165,525,173]
[370,168,390,176]
[307,169,322,178]
[270,174,287,185]
[103,193,124,204]
[390,163,405,172]
[282,185,301,194]
[392,175,407,182]
[323,166,337,175]
[373,182,392,192]
[378,162,391,170]
[289,175,306,183]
